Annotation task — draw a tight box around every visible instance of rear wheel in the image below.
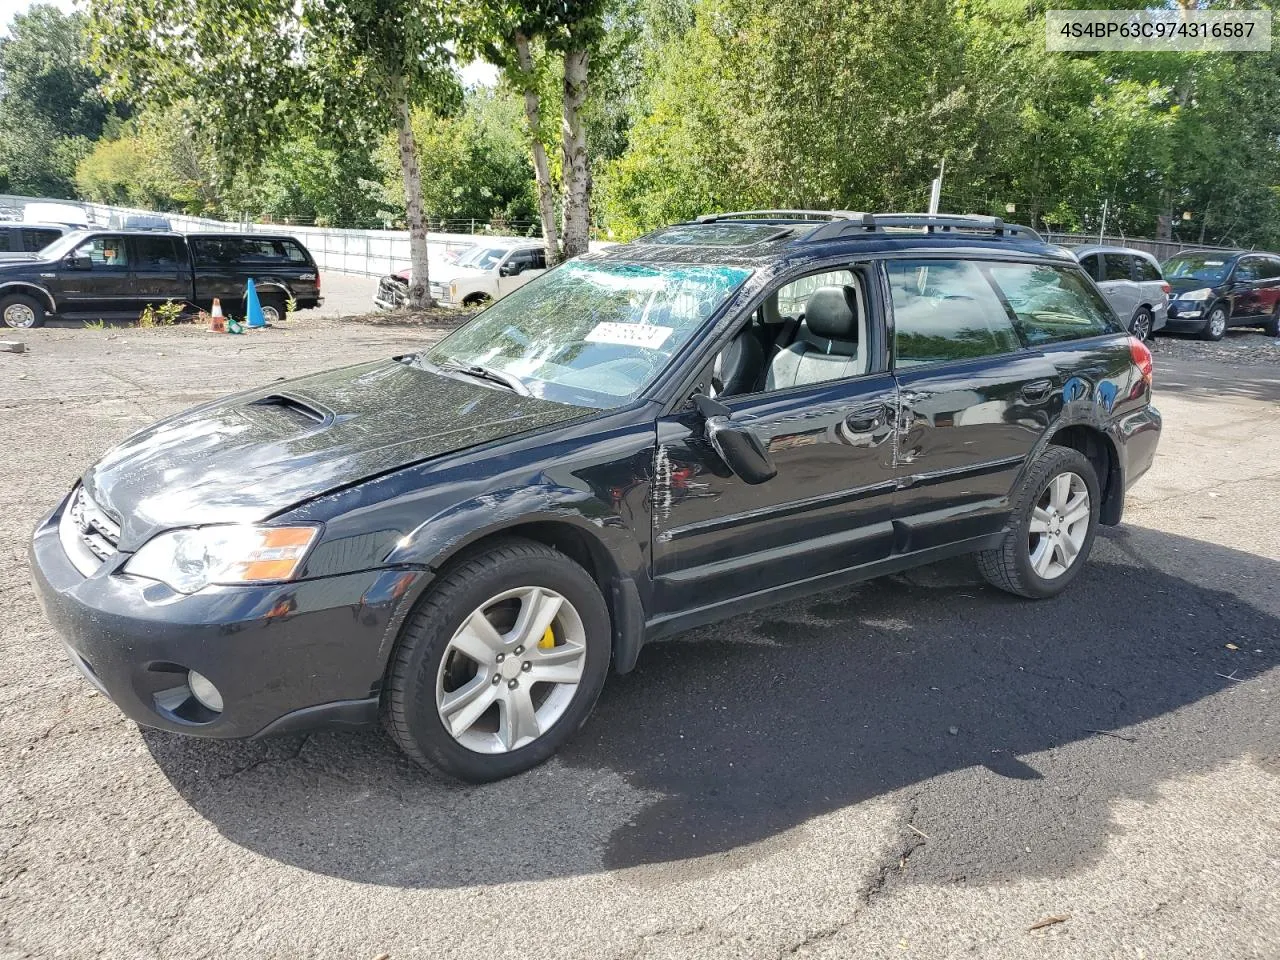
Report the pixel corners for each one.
[977,446,1100,599]
[259,294,286,325]
[1201,304,1228,341]
[1129,307,1153,341]
[382,538,611,782]
[1,293,45,329]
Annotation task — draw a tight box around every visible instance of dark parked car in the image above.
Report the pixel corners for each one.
[0,222,68,261]
[1162,249,1280,340]
[0,230,321,328]
[31,212,1161,782]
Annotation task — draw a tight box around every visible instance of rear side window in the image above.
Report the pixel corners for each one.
[22,228,60,251]
[1134,257,1162,282]
[1103,254,1132,281]
[888,259,1021,366]
[986,262,1113,345]
[1078,253,1100,280]
[133,236,179,266]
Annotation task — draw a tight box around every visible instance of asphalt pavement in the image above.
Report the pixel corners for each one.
[0,321,1276,959]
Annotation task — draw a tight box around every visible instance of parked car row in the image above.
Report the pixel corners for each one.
[373,236,548,310]
[0,229,322,328]
[1067,243,1280,341]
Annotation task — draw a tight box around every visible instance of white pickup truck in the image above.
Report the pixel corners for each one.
[374,237,548,310]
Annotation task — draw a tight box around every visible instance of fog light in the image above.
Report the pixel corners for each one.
[187,670,223,713]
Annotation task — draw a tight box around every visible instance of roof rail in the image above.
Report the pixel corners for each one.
[694,209,874,225]
[805,212,1042,243]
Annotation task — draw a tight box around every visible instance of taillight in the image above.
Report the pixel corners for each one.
[1129,336,1153,386]
[316,271,322,293]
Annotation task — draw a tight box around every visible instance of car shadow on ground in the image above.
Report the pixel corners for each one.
[144,524,1279,889]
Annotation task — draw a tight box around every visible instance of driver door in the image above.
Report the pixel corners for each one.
[48,234,134,314]
[497,249,545,297]
[649,265,899,620]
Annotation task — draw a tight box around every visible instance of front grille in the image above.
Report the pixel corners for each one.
[59,487,120,576]
[377,277,408,308]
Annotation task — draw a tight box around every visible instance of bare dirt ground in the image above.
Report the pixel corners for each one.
[1,319,1277,960]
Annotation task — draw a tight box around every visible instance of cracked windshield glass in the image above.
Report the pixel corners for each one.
[420,260,751,408]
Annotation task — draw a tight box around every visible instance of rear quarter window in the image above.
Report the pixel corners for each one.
[986,262,1114,345]
[1135,257,1162,282]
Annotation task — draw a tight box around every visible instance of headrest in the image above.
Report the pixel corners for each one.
[804,285,858,340]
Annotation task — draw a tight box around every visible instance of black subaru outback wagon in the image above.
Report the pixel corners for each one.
[31,212,1161,782]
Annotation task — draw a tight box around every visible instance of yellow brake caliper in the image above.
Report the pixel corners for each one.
[539,626,556,649]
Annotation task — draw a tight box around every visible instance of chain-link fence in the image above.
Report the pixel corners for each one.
[0,194,553,278]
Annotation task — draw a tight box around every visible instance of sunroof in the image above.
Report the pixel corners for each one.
[643,223,790,246]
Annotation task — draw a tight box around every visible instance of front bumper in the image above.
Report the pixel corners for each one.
[30,494,425,739]
[1165,301,1208,330]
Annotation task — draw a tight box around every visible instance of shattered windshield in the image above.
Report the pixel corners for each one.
[419,260,752,408]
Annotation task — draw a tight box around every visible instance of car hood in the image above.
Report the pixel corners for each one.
[83,359,587,550]
[1167,276,1223,296]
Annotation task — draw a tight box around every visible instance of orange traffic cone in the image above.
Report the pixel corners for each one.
[209,298,226,333]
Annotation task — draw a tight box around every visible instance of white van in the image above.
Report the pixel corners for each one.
[23,202,91,230]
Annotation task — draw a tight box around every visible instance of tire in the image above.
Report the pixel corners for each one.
[259,293,286,325]
[1,293,46,329]
[1129,307,1153,341]
[1263,308,1279,338]
[1201,304,1228,341]
[461,293,491,308]
[976,446,1101,600]
[382,537,611,782]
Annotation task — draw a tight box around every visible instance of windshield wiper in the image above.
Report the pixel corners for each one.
[442,362,531,396]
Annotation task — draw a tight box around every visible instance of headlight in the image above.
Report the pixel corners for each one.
[124,525,320,593]
[1178,287,1212,301]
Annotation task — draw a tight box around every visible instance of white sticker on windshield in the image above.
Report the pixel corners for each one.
[1204,260,1224,266]
[585,321,674,349]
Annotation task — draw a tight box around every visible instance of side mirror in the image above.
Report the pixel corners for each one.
[695,394,777,485]
[499,262,519,277]
[66,255,92,270]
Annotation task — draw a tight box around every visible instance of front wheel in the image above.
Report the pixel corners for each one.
[1,293,46,329]
[1263,307,1279,338]
[382,538,611,782]
[976,446,1100,599]
[1201,304,1228,341]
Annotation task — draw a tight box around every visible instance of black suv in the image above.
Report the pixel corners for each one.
[1162,249,1280,339]
[0,230,321,328]
[30,212,1161,782]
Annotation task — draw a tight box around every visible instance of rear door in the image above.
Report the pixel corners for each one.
[129,235,190,310]
[1100,252,1138,324]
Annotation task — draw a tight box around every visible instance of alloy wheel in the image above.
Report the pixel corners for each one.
[261,304,282,325]
[435,586,587,754]
[1027,472,1090,580]
[3,303,36,329]
[1208,308,1227,339]
[1131,309,1152,341]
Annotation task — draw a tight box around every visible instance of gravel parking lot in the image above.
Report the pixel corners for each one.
[1,319,1277,959]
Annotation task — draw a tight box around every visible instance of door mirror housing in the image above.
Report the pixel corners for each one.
[499,261,520,277]
[66,255,92,270]
[694,394,777,485]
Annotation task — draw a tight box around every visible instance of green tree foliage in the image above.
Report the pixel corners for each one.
[601,0,1280,248]
[0,4,114,196]
[378,87,539,227]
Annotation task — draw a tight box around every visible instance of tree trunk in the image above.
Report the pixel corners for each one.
[514,32,560,265]
[560,45,591,259]
[395,82,433,309]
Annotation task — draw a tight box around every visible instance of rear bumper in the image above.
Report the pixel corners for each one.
[1116,404,1162,491]
[29,495,423,739]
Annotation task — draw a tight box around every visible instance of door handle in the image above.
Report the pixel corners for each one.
[844,401,891,433]
[1021,379,1053,402]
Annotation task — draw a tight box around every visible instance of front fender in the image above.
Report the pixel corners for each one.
[385,481,646,577]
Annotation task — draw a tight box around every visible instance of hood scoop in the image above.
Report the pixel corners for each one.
[246,393,332,427]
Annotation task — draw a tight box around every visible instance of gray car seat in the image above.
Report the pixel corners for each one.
[765,285,865,389]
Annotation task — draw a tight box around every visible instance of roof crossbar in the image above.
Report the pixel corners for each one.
[806,212,1043,243]
[694,209,874,225]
